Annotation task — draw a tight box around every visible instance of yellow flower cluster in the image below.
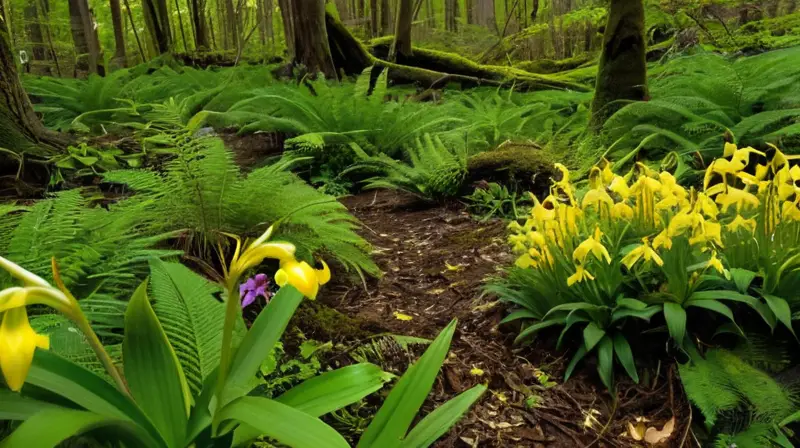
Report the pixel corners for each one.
[509,143,800,286]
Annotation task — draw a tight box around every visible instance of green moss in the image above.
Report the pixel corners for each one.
[291,301,370,342]
[467,146,555,194]
[515,54,596,75]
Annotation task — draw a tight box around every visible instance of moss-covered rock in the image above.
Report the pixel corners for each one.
[467,145,555,194]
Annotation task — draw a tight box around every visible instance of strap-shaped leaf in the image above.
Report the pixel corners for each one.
[219,396,349,448]
[124,280,190,448]
[663,302,687,345]
[583,322,606,353]
[596,336,614,390]
[729,268,757,293]
[357,319,457,448]
[500,309,538,325]
[564,345,588,381]
[26,350,165,447]
[514,317,565,344]
[611,305,661,323]
[277,363,393,416]
[0,389,65,420]
[763,294,797,337]
[0,408,156,448]
[401,384,487,448]
[612,333,638,384]
[222,286,304,405]
[687,299,737,325]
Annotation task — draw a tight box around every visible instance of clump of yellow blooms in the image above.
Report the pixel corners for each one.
[508,143,800,285]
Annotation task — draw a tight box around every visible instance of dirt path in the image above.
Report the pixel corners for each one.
[320,190,627,447]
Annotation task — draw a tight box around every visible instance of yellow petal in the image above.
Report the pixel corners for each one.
[723,142,737,158]
[611,202,634,220]
[275,259,328,300]
[621,246,644,270]
[393,311,413,321]
[0,307,49,392]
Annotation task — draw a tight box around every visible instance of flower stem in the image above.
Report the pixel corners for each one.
[74,313,130,397]
[212,281,240,427]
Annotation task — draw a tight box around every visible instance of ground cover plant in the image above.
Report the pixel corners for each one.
[2,0,800,446]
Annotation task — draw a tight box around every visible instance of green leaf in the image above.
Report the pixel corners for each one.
[564,345,588,381]
[616,297,648,310]
[0,389,66,420]
[729,268,757,293]
[219,397,349,448]
[357,320,457,448]
[582,322,606,353]
[686,299,738,329]
[556,312,590,351]
[500,309,538,325]
[26,350,164,446]
[124,280,190,448]
[277,363,393,416]
[611,305,662,323]
[149,259,227,394]
[762,294,796,337]
[612,333,639,384]
[544,302,604,319]
[401,384,487,448]
[663,302,687,345]
[513,317,565,344]
[222,286,305,405]
[596,336,614,390]
[0,408,155,448]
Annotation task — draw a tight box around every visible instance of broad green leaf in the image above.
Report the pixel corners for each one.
[564,345,588,381]
[500,309,538,324]
[544,302,604,318]
[26,350,164,446]
[763,294,796,337]
[556,312,590,350]
[596,336,614,390]
[663,302,687,345]
[0,408,155,448]
[612,333,638,384]
[124,280,190,448]
[219,397,349,448]
[222,286,304,405]
[149,259,227,395]
[582,322,606,353]
[687,299,736,324]
[514,317,564,344]
[616,298,648,310]
[401,384,487,448]
[729,268,757,293]
[277,363,393,415]
[357,320,457,448]
[0,389,65,420]
[611,305,661,323]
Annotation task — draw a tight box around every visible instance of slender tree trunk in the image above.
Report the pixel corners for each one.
[370,0,378,36]
[287,0,336,78]
[124,0,147,61]
[142,0,172,54]
[477,0,496,32]
[110,0,127,66]
[531,0,538,22]
[24,0,50,74]
[68,0,103,75]
[788,0,797,14]
[174,0,188,51]
[381,0,392,34]
[224,0,237,51]
[191,0,209,49]
[390,0,413,62]
[0,17,66,178]
[590,0,647,129]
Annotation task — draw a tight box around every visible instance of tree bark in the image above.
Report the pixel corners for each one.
[476,0,496,32]
[142,0,172,54]
[590,0,647,129]
[68,0,104,75]
[24,0,48,68]
[191,0,209,49]
[390,0,413,62]
[278,0,295,58]
[381,0,392,34]
[224,0,237,51]
[370,0,378,36]
[287,0,337,78]
[0,17,66,184]
[110,0,127,66]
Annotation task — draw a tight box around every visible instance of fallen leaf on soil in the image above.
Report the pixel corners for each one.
[472,300,499,312]
[445,262,466,272]
[644,417,675,445]
[393,311,413,321]
[470,366,485,376]
[426,288,447,295]
[583,408,602,429]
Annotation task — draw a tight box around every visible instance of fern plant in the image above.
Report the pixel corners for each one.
[344,134,469,201]
[103,132,379,277]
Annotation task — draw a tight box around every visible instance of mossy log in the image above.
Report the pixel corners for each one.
[467,144,555,194]
[324,14,587,92]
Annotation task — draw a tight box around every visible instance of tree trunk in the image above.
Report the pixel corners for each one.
[590,0,647,129]
[174,0,188,52]
[390,0,413,61]
[287,0,337,78]
[370,0,378,36]
[278,0,295,58]
[191,0,209,49]
[224,0,237,51]
[0,17,66,185]
[24,0,51,74]
[476,0,496,32]
[381,0,392,34]
[531,0,539,22]
[68,0,104,75]
[110,0,127,66]
[142,0,172,54]
[788,0,797,14]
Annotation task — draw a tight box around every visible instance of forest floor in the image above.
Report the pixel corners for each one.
[310,189,689,447]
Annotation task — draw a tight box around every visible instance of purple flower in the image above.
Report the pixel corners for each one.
[239,273,272,308]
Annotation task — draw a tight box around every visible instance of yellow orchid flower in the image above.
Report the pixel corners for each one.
[621,238,664,270]
[531,196,557,223]
[567,264,595,286]
[0,306,49,392]
[652,229,673,250]
[726,215,757,233]
[714,186,760,213]
[782,199,800,221]
[515,254,535,269]
[275,260,331,300]
[690,220,724,248]
[723,142,737,158]
[706,251,725,274]
[609,176,631,200]
[527,231,546,247]
[611,202,634,220]
[572,228,612,264]
[582,188,614,210]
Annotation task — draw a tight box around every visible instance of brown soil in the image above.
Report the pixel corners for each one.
[318,190,688,448]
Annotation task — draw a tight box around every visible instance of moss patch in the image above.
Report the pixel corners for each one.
[291,301,371,342]
[467,145,555,194]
